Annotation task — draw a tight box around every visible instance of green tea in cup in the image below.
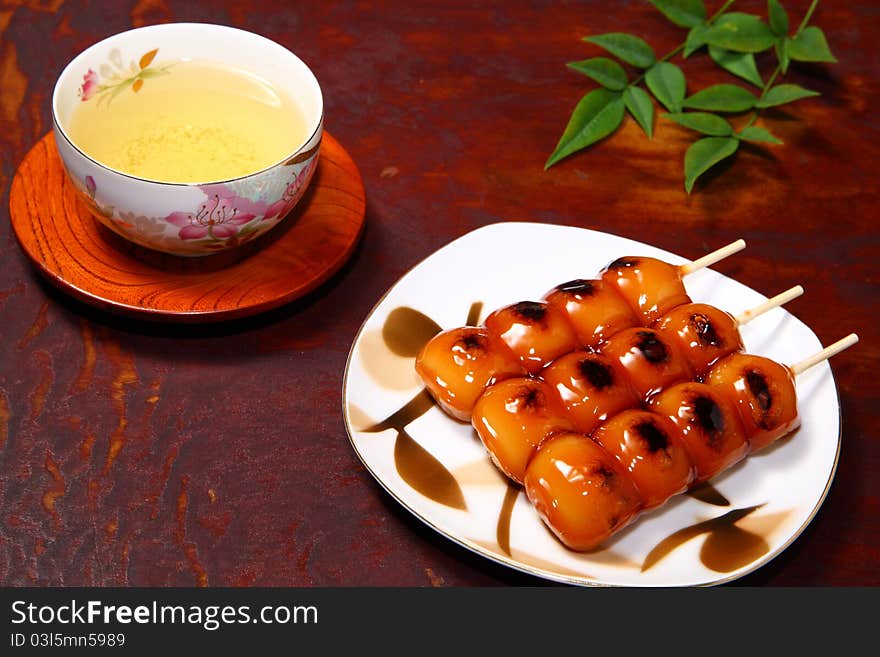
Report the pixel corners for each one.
[67,59,307,184]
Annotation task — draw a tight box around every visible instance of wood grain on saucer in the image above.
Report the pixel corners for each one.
[8,131,365,322]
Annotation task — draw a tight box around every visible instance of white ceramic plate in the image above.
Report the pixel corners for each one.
[342,222,841,587]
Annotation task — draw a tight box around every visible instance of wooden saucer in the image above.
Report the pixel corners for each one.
[9,131,366,322]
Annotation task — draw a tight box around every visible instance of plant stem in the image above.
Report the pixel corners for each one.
[796,0,820,34]
[632,48,680,85]
[740,0,819,133]
[741,65,783,130]
[709,0,737,23]
[631,0,736,86]
[660,44,686,64]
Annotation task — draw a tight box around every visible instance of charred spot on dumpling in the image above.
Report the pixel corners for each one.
[691,313,722,346]
[745,369,775,428]
[593,464,617,490]
[606,257,639,270]
[692,395,725,446]
[635,331,668,363]
[746,370,772,411]
[577,358,614,389]
[635,420,669,453]
[556,279,596,296]
[514,384,544,411]
[511,301,547,322]
[455,333,486,352]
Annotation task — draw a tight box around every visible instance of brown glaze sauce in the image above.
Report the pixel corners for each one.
[360,390,468,511]
[382,306,442,357]
[496,483,519,556]
[362,302,487,511]
[362,389,436,433]
[642,504,765,572]
[687,482,731,506]
[394,427,467,511]
[700,524,771,573]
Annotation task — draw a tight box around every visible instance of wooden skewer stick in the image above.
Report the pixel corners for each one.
[734,285,804,326]
[791,333,859,376]
[679,239,747,276]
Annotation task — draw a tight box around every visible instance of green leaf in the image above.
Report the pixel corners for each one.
[776,37,791,73]
[545,88,626,168]
[137,67,170,79]
[737,126,783,144]
[97,81,129,108]
[645,62,686,112]
[648,0,706,28]
[755,83,820,108]
[768,0,790,36]
[684,23,710,57]
[682,84,756,112]
[708,45,763,87]
[664,112,733,136]
[684,137,739,193]
[624,86,654,138]
[566,57,628,91]
[584,33,656,68]
[789,26,837,63]
[705,12,776,53]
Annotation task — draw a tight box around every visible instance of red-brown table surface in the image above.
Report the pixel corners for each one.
[0,0,876,586]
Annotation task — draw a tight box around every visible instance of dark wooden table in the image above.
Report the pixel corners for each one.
[1,0,876,586]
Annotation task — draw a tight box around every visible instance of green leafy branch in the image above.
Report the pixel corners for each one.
[546,0,837,193]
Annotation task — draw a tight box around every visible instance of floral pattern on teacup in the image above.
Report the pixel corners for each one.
[263,158,317,221]
[69,151,319,255]
[165,192,259,241]
[78,47,171,106]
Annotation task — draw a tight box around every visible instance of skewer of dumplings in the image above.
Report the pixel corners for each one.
[413,240,858,551]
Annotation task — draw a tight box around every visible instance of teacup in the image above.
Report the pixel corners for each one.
[52,22,323,257]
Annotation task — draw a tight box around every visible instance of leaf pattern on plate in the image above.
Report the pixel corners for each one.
[355,390,467,510]
[382,307,441,357]
[641,504,768,572]
[360,389,435,434]
[496,482,520,556]
[356,390,467,511]
[354,302,487,510]
[687,482,731,507]
[394,427,467,511]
